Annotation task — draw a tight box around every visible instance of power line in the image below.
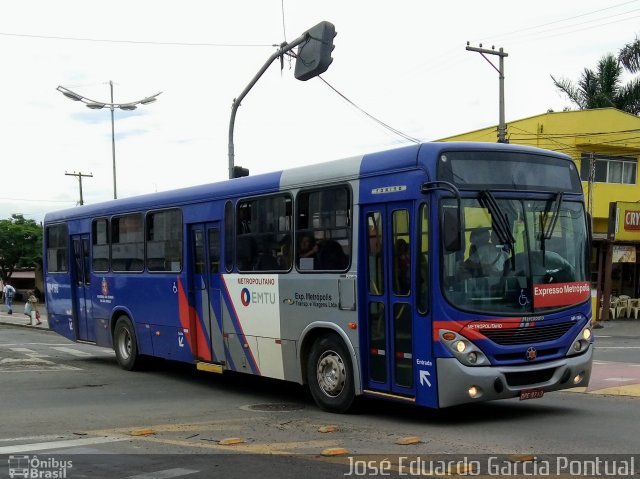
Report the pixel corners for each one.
[0,197,75,204]
[472,0,640,43]
[505,11,640,46]
[0,31,274,48]
[316,75,421,144]
[281,0,288,43]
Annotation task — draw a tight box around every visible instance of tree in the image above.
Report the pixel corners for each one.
[0,214,43,282]
[551,53,640,115]
[619,36,640,73]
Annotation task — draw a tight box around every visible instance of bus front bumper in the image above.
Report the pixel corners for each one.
[436,346,593,408]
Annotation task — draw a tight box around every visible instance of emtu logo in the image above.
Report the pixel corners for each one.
[240,288,251,307]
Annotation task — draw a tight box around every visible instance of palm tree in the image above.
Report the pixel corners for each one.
[619,36,640,73]
[551,53,640,115]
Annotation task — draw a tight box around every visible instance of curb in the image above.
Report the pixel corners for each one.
[0,314,51,332]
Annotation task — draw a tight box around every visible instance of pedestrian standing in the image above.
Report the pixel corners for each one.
[3,282,16,315]
[24,290,40,325]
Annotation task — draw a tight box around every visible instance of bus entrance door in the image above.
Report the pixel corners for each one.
[362,203,416,399]
[189,223,225,365]
[71,234,93,341]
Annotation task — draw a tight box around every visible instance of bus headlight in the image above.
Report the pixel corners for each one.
[439,330,489,366]
[566,325,592,357]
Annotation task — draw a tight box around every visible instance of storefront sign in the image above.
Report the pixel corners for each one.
[533,281,590,308]
[609,202,640,241]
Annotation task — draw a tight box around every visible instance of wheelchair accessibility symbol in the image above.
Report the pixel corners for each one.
[519,289,530,306]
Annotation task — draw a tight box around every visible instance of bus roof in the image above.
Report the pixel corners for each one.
[44,142,572,224]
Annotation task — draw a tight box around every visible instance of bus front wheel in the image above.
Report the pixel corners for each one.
[307,334,355,413]
[113,316,140,371]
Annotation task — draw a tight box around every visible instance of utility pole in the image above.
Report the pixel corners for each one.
[65,171,93,205]
[466,43,509,143]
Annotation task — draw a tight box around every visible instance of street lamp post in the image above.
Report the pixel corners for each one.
[57,82,162,199]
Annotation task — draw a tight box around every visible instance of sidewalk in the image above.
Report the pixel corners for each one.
[0,307,49,330]
[593,317,640,337]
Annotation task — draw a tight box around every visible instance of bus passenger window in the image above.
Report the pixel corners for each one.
[236,195,291,272]
[46,224,69,273]
[112,213,144,272]
[92,218,109,272]
[146,209,183,272]
[296,186,351,272]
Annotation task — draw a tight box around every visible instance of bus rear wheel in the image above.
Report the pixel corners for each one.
[114,316,140,371]
[307,334,355,413]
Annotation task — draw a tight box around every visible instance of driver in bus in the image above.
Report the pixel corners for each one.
[469,229,508,276]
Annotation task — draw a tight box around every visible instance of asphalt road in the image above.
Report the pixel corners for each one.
[1,324,639,479]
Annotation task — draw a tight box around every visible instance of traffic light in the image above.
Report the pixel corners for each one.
[233,166,250,178]
[294,21,336,81]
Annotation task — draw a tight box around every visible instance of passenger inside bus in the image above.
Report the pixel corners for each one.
[253,239,278,271]
[316,240,348,270]
[298,233,318,270]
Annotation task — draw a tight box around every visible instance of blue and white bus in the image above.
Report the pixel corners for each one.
[44,142,593,412]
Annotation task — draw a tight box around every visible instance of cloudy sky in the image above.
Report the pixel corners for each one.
[1,0,638,222]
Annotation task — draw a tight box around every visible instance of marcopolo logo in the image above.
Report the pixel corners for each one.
[8,455,73,478]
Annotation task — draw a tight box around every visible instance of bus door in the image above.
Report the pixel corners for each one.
[189,223,224,364]
[71,234,93,341]
[362,202,417,398]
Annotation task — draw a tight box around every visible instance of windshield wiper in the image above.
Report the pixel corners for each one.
[540,191,563,267]
[479,190,515,247]
[542,192,563,240]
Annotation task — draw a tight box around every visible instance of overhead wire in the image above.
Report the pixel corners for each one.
[316,75,421,144]
[276,3,421,145]
[0,31,274,48]
[471,0,640,44]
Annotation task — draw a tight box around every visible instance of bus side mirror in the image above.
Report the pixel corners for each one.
[443,207,462,252]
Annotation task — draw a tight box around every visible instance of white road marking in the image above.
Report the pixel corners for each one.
[604,377,635,382]
[0,436,130,454]
[128,469,200,479]
[52,347,93,357]
[595,346,640,349]
[8,347,50,358]
[0,434,66,443]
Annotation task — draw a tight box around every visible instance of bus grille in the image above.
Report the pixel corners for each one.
[479,322,573,345]
[504,368,555,387]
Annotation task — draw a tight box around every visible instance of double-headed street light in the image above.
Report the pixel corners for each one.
[57,81,162,199]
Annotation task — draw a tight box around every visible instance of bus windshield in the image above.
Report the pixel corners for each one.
[442,196,589,315]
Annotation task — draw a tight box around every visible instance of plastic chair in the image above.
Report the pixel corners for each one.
[627,299,640,319]
[600,296,618,320]
[617,295,631,318]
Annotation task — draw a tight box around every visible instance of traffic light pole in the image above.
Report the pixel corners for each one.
[228,34,308,179]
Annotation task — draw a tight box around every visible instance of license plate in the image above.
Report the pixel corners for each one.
[519,388,544,400]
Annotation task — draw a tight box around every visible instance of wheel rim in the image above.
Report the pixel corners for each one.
[117,327,132,361]
[316,349,346,398]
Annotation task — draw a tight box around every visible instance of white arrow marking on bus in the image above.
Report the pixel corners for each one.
[419,370,431,387]
[178,336,184,348]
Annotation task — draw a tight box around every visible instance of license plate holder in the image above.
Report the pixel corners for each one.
[519,388,544,400]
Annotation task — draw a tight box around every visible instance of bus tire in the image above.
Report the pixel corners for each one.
[113,316,140,371]
[307,334,355,413]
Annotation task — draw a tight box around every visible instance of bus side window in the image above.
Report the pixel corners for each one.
[46,224,69,273]
[236,195,291,273]
[296,186,351,272]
